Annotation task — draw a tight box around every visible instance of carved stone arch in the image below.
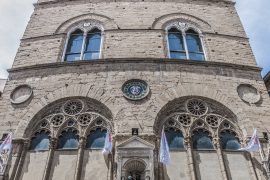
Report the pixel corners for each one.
[55,13,118,34]
[218,118,244,143]
[152,13,214,33]
[15,87,114,138]
[122,158,147,172]
[151,84,248,133]
[189,118,213,138]
[158,112,189,137]
[83,112,113,137]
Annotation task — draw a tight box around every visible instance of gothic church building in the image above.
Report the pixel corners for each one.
[0,0,269,179]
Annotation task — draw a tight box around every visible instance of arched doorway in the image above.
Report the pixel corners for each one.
[124,160,146,180]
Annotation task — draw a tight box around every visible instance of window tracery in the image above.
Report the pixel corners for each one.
[166,22,206,61]
[58,128,79,149]
[29,98,112,151]
[86,128,107,149]
[159,98,243,151]
[30,130,50,151]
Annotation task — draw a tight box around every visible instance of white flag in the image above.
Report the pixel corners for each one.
[0,132,13,174]
[159,128,171,165]
[239,129,261,152]
[102,131,112,155]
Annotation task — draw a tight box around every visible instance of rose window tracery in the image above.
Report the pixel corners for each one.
[178,114,191,126]
[51,114,64,127]
[78,113,93,126]
[63,100,83,115]
[206,115,219,127]
[186,99,208,116]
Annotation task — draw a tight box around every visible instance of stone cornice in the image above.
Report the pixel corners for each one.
[8,58,261,74]
[34,0,235,9]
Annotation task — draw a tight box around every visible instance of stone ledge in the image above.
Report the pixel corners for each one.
[8,58,261,74]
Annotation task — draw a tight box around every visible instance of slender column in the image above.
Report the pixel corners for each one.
[214,138,228,180]
[74,136,86,180]
[14,139,30,180]
[182,32,189,59]
[9,139,24,180]
[42,138,57,180]
[199,34,207,60]
[185,137,196,180]
[80,32,87,60]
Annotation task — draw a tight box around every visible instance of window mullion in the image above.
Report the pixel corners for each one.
[182,32,189,60]
[199,34,207,60]
[80,32,87,60]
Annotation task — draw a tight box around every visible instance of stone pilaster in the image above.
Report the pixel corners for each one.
[13,139,30,180]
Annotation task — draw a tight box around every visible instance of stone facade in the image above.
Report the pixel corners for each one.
[0,79,6,98]
[264,72,270,92]
[0,0,270,180]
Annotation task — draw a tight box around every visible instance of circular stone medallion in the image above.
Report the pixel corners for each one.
[237,84,261,104]
[122,80,149,100]
[10,85,33,104]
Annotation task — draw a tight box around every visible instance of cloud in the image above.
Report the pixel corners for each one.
[236,0,270,76]
[0,0,36,78]
[0,0,269,78]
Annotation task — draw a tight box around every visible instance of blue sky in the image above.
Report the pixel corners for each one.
[0,0,269,78]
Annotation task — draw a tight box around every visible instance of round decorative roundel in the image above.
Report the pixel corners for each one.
[10,84,33,104]
[237,84,261,104]
[63,100,83,115]
[122,79,149,100]
[186,99,208,116]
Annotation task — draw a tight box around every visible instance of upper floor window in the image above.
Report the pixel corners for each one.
[167,22,205,61]
[64,22,102,62]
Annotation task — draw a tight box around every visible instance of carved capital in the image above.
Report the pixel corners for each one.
[49,137,58,149]
[78,136,86,149]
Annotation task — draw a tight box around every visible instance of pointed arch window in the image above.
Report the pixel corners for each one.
[167,23,205,61]
[64,28,102,62]
[165,128,185,150]
[192,129,214,150]
[86,128,107,149]
[220,130,241,150]
[30,130,50,151]
[58,128,79,149]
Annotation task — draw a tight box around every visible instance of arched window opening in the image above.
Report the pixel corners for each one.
[165,128,185,150]
[168,28,186,59]
[64,29,84,61]
[84,28,101,60]
[30,130,50,151]
[58,128,79,149]
[186,29,205,61]
[192,129,214,150]
[220,130,241,150]
[86,128,107,149]
[167,24,205,61]
[64,27,102,62]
